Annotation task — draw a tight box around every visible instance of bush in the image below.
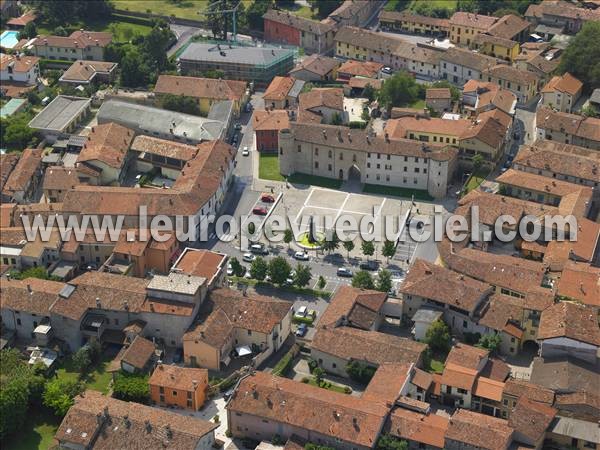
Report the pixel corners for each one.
[343,386,352,394]
[307,358,318,373]
[463,332,481,345]
[301,377,310,383]
[272,347,296,376]
[346,361,376,384]
[219,376,238,392]
[348,121,367,129]
[292,315,314,325]
[43,378,83,417]
[113,372,150,404]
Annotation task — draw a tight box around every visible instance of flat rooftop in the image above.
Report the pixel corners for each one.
[29,95,91,132]
[97,100,225,142]
[179,42,294,67]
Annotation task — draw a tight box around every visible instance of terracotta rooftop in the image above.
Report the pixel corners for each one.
[42,166,80,192]
[538,301,600,347]
[154,75,247,101]
[380,11,450,28]
[512,140,600,184]
[388,408,449,449]
[120,335,155,370]
[172,248,226,284]
[263,9,335,35]
[6,11,37,26]
[337,60,383,79]
[347,77,383,90]
[253,109,290,132]
[503,379,555,404]
[483,64,539,85]
[0,277,65,315]
[386,116,471,139]
[478,293,526,338]
[449,12,498,30]
[290,122,457,162]
[313,326,426,368]
[530,356,599,394]
[264,76,295,102]
[440,47,501,72]
[399,259,491,314]
[2,148,42,194]
[77,122,134,170]
[227,371,390,448]
[425,88,451,100]
[0,153,19,192]
[55,390,217,449]
[319,285,387,329]
[541,72,583,96]
[361,363,412,403]
[556,261,600,306]
[473,376,505,402]
[0,53,40,73]
[508,396,557,443]
[183,288,291,348]
[299,87,343,112]
[33,30,112,49]
[290,54,340,77]
[446,409,513,450]
[60,60,117,83]
[130,135,199,161]
[149,364,208,392]
[488,14,531,40]
[537,107,600,142]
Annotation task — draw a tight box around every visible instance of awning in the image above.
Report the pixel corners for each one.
[236,345,252,357]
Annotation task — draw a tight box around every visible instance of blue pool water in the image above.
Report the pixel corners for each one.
[0,30,20,49]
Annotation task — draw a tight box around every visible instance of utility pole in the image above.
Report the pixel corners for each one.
[202,0,241,42]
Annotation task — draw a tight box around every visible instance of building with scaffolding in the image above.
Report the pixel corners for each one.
[177,42,295,86]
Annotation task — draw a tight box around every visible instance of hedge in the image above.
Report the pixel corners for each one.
[272,347,297,376]
[292,316,314,326]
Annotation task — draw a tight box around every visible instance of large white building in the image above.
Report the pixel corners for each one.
[278,123,458,199]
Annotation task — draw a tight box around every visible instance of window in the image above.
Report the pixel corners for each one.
[458,388,468,394]
[297,145,301,152]
[187,391,192,399]
[315,148,319,156]
[315,162,319,169]
[172,391,177,396]
[328,150,332,158]
[247,330,252,335]
[339,153,343,160]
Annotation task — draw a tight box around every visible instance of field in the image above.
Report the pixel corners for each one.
[3,408,60,450]
[259,154,285,181]
[385,0,457,14]
[36,14,153,42]
[111,0,254,19]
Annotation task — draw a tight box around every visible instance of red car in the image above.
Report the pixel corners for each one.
[252,206,268,215]
[261,193,275,203]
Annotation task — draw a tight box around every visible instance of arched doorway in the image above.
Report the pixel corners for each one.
[339,169,344,179]
[522,340,540,357]
[348,165,361,182]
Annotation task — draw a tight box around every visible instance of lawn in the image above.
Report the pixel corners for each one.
[259,154,285,181]
[277,3,318,20]
[111,0,254,19]
[363,183,433,201]
[409,0,458,14]
[408,99,426,109]
[288,173,342,190]
[462,168,490,196]
[36,14,153,42]
[56,351,114,394]
[426,358,445,374]
[4,407,60,450]
[304,378,351,394]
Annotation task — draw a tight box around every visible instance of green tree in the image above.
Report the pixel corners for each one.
[244,0,272,32]
[376,434,408,450]
[72,346,92,373]
[160,94,201,116]
[382,240,396,262]
[330,112,343,125]
[361,107,371,122]
[1,114,37,150]
[19,21,37,40]
[346,360,376,384]
[320,232,340,254]
[317,275,326,290]
[582,104,599,118]
[284,229,294,248]
[472,153,484,172]
[557,21,600,89]
[53,25,69,36]
[313,367,325,385]
[477,334,503,355]
[362,83,376,102]
[113,372,150,404]
[268,256,292,285]
[119,46,150,87]
[378,71,421,110]
[361,241,375,259]
[43,378,83,417]
[376,269,393,293]
[229,257,245,277]
[307,0,343,18]
[250,256,268,281]
[343,240,355,257]
[8,266,58,280]
[294,263,312,287]
[425,319,451,354]
[351,270,374,289]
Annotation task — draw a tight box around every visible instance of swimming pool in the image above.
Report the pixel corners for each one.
[0,30,20,49]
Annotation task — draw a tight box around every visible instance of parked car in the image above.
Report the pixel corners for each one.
[223,389,235,400]
[296,323,308,337]
[250,243,269,255]
[294,251,309,261]
[261,193,275,203]
[307,309,317,319]
[381,66,393,75]
[359,260,378,271]
[295,305,308,317]
[252,206,268,215]
[242,253,255,262]
[337,267,353,277]
[234,122,242,130]
[242,146,249,156]
[227,263,234,276]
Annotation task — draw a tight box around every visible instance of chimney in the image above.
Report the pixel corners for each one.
[124,415,131,428]
[145,420,152,433]
[96,297,101,308]
[27,283,32,293]
[384,132,389,142]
